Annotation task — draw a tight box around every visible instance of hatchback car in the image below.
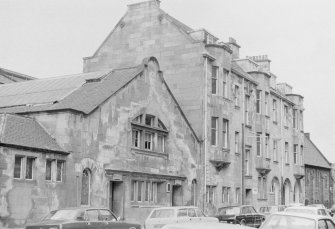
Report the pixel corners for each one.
[260,211,335,229]
[285,206,330,216]
[25,207,141,229]
[214,205,265,227]
[144,206,218,229]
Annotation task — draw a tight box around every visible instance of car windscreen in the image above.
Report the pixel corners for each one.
[44,209,81,220]
[262,214,315,229]
[150,209,175,218]
[219,207,240,215]
[285,208,316,215]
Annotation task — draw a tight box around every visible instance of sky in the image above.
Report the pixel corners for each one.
[0,0,334,162]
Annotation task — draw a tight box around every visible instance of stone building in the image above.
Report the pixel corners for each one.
[82,0,305,211]
[0,57,201,228]
[0,67,34,84]
[304,133,333,207]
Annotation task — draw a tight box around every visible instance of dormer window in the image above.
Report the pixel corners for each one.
[131,114,168,153]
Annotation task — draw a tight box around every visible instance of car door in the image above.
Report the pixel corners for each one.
[326,219,335,229]
[176,208,190,223]
[99,209,124,229]
[188,208,200,223]
[318,219,327,229]
[85,209,106,229]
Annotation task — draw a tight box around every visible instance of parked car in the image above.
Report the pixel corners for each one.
[214,205,265,228]
[25,207,141,229]
[285,206,330,216]
[144,206,218,229]
[259,205,286,218]
[308,204,333,216]
[260,211,335,229]
[161,222,251,229]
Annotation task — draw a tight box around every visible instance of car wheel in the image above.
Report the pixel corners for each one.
[240,220,246,226]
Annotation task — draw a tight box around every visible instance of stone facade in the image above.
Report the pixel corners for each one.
[0,58,202,227]
[83,0,305,212]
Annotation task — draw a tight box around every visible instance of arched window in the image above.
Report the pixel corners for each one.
[81,168,91,205]
[131,114,168,153]
[191,179,197,206]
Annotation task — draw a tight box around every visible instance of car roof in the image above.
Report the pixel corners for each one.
[162,222,250,229]
[219,205,253,209]
[272,211,331,220]
[286,206,321,210]
[151,206,199,211]
[55,207,111,211]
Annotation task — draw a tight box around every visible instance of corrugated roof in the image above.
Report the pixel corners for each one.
[0,113,66,153]
[0,65,143,115]
[304,135,331,168]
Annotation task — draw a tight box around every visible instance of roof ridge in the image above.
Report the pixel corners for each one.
[305,135,331,167]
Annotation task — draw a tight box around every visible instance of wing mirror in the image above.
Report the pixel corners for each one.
[117,216,121,221]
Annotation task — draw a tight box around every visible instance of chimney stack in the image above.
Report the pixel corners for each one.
[247,55,271,72]
[228,37,240,59]
[127,0,160,9]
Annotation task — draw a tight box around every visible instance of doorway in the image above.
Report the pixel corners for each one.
[109,181,123,217]
[245,189,252,205]
[172,185,183,206]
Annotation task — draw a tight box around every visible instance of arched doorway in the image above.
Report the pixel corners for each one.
[283,179,292,205]
[294,181,302,203]
[270,177,280,205]
[81,168,92,206]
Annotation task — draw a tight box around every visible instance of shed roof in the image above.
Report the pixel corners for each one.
[0,113,66,154]
[0,67,35,84]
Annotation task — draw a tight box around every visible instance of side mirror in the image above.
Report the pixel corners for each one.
[116,216,121,221]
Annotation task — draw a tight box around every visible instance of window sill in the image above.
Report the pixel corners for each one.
[131,148,168,158]
[131,204,163,208]
[13,178,37,185]
[257,198,268,201]
[245,175,252,179]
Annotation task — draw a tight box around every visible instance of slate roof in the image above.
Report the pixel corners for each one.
[231,62,258,85]
[304,134,331,169]
[0,113,66,154]
[0,65,143,115]
[0,67,35,84]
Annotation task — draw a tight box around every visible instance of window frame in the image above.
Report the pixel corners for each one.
[211,117,218,146]
[211,66,218,95]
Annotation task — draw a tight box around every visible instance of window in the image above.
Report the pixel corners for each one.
[81,168,91,205]
[145,181,150,201]
[157,135,165,153]
[285,142,289,164]
[256,133,262,156]
[222,119,228,148]
[284,105,289,126]
[131,180,144,202]
[273,99,277,122]
[14,155,35,180]
[222,186,226,203]
[300,145,303,166]
[299,110,303,130]
[211,117,218,146]
[256,90,261,114]
[245,149,251,175]
[132,129,141,148]
[234,85,240,106]
[211,66,218,94]
[235,187,240,204]
[191,179,197,206]
[245,95,250,125]
[265,134,270,158]
[131,115,167,153]
[223,70,228,98]
[144,132,153,150]
[258,176,267,199]
[86,210,99,221]
[46,159,65,182]
[14,155,24,179]
[206,185,216,204]
[137,181,143,202]
[293,109,297,129]
[235,132,239,154]
[294,144,298,165]
[273,140,278,161]
[265,92,269,116]
[133,180,160,204]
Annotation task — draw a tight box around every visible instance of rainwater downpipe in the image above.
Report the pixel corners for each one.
[241,78,245,204]
[280,98,284,204]
[203,56,208,211]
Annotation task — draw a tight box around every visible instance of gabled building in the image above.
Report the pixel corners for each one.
[304,133,333,207]
[0,67,34,84]
[0,57,201,228]
[82,0,305,212]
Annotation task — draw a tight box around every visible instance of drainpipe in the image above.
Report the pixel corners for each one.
[280,98,284,204]
[203,57,208,211]
[241,78,245,204]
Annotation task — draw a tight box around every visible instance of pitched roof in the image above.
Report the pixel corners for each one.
[231,62,258,85]
[304,134,331,169]
[0,67,35,84]
[0,113,66,154]
[0,65,143,115]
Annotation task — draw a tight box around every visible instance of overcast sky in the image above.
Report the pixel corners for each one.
[1,0,334,162]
